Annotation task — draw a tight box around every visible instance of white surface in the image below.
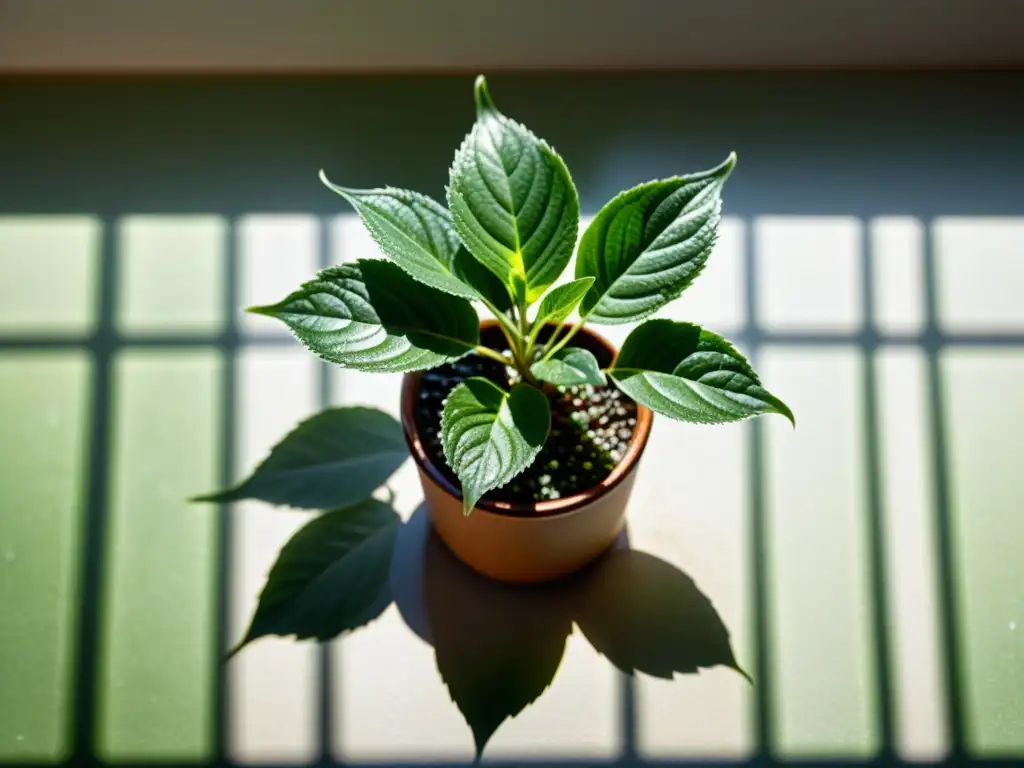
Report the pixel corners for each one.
[935,218,1024,332]
[117,216,226,334]
[943,351,1024,755]
[1,0,1022,71]
[757,217,863,333]
[229,350,319,763]
[871,217,925,334]
[761,347,878,758]
[0,216,99,334]
[876,348,948,761]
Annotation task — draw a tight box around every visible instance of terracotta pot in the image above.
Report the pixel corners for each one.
[400,321,653,584]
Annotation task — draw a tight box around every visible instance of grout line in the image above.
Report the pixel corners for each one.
[921,220,967,760]
[70,216,118,759]
[214,218,239,762]
[861,219,896,756]
[619,672,639,763]
[5,331,1024,352]
[743,219,774,759]
[316,215,337,765]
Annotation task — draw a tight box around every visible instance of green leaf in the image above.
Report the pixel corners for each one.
[531,347,606,387]
[319,177,511,311]
[441,377,550,515]
[575,550,749,681]
[424,528,571,758]
[448,76,580,303]
[250,259,480,372]
[531,277,594,329]
[193,406,408,510]
[609,319,794,425]
[229,499,399,656]
[577,153,736,324]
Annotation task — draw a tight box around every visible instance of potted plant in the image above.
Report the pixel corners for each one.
[197,75,793,584]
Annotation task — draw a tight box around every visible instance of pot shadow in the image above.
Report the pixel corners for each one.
[390,505,748,758]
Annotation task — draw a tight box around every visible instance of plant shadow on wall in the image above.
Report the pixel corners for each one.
[225,496,748,759]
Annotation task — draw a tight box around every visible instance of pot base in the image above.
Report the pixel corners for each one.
[419,463,638,583]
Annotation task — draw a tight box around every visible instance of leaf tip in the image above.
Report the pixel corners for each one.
[713,151,738,180]
[244,304,275,318]
[776,402,796,428]
[319,169,360,201]
[731,662,754,685]
[473,74,497,116]
[223,638,248,663]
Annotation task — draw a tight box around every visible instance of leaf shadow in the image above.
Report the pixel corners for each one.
[392,506,747,758]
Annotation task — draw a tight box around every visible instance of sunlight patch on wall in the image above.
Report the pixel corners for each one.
[757,217,863,333]
[117,216,226,334]
[943,350,1024,757]
[936,218,1024,332]
[876,349,948,761]
[0,353,90,762]
[761,348,879,759]
[0,216,99,334]
[98,351,221,761]
[871,217,925,334]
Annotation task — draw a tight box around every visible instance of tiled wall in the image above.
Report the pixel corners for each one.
[1,74,1022,766]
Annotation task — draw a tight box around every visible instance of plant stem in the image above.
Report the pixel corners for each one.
[542,322,565,350]
[540,316,587,361]
[473,345,510,366]
[516,299,530,341]
[479,296,522,354]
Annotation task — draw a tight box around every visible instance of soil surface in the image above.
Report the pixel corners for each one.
[413,326,638,511]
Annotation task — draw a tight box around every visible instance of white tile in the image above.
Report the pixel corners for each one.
[238,215,318,336]
[228,349,318,764]
[0,216,99,333]
[935,218,1024,332]
[761,347,878,758]
[876,348,948,761]
[100,351,221,760]
[757,217,863,333]
[629,419,754,759]
[942,350,1024,756]
[871,217,925,334]
[117,216,226,333]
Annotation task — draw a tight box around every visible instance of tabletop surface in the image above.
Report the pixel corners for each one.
[0,74,1022,767]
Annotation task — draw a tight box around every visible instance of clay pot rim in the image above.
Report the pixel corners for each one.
[400,320,654,520]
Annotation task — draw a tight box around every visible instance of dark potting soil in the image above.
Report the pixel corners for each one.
[413,327,638,511]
